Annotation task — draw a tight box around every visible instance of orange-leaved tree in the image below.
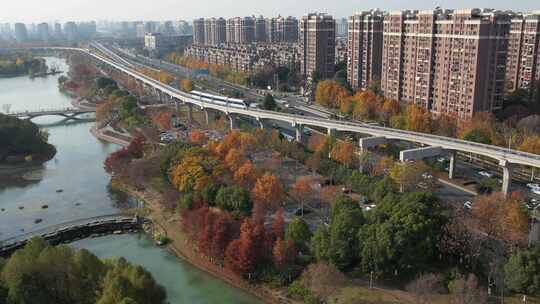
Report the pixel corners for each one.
[330,140,355,167]
[233,161,259,189]
[188,130,208,145]
[405,104,433,133]
[152,111,172,130]
[251,173,286,211]
[225,148,246,172]
[315,80,350,108]
[472,192,528,244]
[180,79,194,92]
[519,135,540,155]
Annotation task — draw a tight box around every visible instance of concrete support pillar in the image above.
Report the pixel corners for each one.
[204,109,215,125]
[448,150,457,180]
[186,104,193,123]
[327,128,336,137]
[500,160,515,196]
[295,125,304,143]
[257,118,266,129]
[228,114,238,130]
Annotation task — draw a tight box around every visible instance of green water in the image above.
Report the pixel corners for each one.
[72,234,260,304]
[0,57,262,304]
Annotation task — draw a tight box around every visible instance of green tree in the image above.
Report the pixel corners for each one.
[311,226,331,262]
[327,195,364,270]
[286,217,313,253]
[358,192,447,277]
[263,93,277,110]
[1,238,166,304]
[97,258,166,304]
[215,185,252,215]
[462,129,492,144]
[504,246,540,295]
[311,196,365,270]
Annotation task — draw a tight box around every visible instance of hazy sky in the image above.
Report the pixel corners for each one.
[1,0,538,23]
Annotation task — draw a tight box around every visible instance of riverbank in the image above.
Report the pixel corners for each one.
[113,181,291,304]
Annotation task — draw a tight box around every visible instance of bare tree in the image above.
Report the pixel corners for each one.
[301,262,347,301]
[449,274,488,304]
[405,273,445,304]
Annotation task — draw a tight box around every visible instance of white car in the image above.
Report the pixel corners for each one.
[478,171,494,178]
[422,172,434,179]
[527,183,540,190]
[532,188,540,196]
[464,201,473,209]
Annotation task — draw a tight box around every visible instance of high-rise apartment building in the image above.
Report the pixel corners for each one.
[336,18,348,37]
[64,22,79,42]
[300,13,336,80]
[347,10,384,90]
[381,9,511,119]
[255,16,267,42]
[193,18,205,45]
[204,18,226,45]
[276,16,299,42]
[37,23,50,42]
[226,17,255,43]
[506,12,540,102]
[265,18,278,43]
[14,23,28,43]
[54,23,63,39]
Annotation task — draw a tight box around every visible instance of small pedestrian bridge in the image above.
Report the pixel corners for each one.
[7,107,96,120]
[0,214,149,257]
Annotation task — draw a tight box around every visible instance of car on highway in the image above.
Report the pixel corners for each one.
[478,171,494,178]
[527,183,540,190]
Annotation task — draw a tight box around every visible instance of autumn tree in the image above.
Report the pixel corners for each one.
[380,98,401,123]
[169,149,224,192]
[519,135,540,154]
[152,111,172,130]
[472,192,529,244]
[330,140,355,167]
[290,177,314,215]
[197,211,238,262]
[434,113,458,137]
[188,130,208,145]
[233,161,259,189]
[315,80,350,108]
[272,238,297,269]
[225,219,266,276]
[180,79,194,92]
[458,112,499,145]
[389,161,431,192]
[224,148,246,172]
[95,100,115,124]
[372,155,394,176]
[405,104,433,133]
[351,91,379,121]
[251,173,286,211]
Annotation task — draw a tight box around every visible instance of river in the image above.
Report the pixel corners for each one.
[0,57,261,304]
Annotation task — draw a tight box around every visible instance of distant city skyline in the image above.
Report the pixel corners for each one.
[1,0,539,23]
